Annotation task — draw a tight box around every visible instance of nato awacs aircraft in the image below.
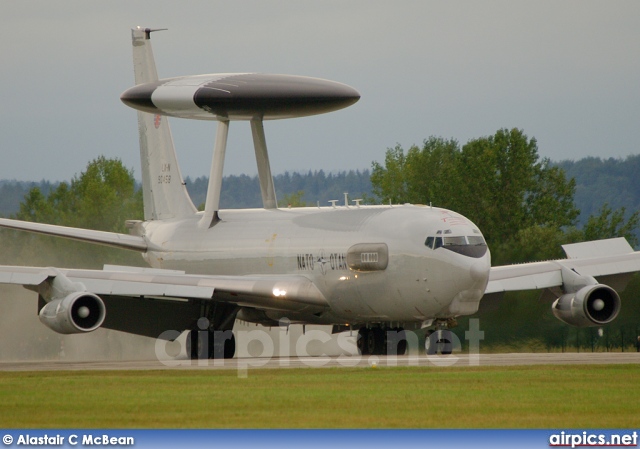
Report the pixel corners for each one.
[1,27,639,360]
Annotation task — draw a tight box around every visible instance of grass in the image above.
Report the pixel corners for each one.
[1,365,639,428]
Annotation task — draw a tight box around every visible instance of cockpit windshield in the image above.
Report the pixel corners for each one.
[424,230,488,258]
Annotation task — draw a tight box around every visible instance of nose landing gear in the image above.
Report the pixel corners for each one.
[424,329,454,355]
[424,319,457,355]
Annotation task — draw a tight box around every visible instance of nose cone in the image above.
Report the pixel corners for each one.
[445,251,491,316]
[470,256,491,285]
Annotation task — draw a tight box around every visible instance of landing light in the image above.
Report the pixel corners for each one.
[273,288,287,297]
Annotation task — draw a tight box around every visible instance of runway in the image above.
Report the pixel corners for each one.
[1,352,638,372]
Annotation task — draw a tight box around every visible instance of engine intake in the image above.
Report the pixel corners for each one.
[552,284,620,327]
[39,292,106,334]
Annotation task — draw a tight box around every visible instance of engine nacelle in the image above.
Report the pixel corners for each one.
[39,292,106,334]
[552,284,620,327]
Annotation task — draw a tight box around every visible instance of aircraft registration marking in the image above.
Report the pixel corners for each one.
[158,163,172,184]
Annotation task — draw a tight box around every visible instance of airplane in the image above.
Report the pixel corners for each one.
[1,26,639,360]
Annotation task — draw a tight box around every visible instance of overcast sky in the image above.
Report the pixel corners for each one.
[1,1,639,182]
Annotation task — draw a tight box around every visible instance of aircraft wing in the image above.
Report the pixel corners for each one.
[0,264,328,338]
[0,218,148,251]
[485,237,640,294]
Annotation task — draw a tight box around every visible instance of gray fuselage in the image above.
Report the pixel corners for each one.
[139,204,491,327]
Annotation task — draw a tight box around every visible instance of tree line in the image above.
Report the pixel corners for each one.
[4,153,640,241]
[558,156,640,225]
[0,157,144,268]
[184,169,372,209]
[1,128,639,351]
[3,131,639,266]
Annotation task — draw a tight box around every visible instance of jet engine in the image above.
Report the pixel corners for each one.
[552,284,620,327]
[39,292,106,334]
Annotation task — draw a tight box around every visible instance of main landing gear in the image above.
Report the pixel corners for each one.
[186,304,238,360]
[186,328,236,359]
[357,326,408,356]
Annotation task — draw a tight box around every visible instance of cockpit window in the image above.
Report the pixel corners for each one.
[467,235,485,246]
[424,231,488,258]
[444,236,466,246]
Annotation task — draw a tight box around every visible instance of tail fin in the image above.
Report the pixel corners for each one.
[131,27,197,221]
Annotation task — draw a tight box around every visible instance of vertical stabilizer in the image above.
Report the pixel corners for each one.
[131,27,197,221]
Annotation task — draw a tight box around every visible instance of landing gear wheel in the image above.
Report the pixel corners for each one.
[438,330,453,355]
[372,327,385,355]
[357,327,370,355]
[357,327,382,355]
[187,329,211,359]
[223,333,236,359]
[425,329,453,355]
[394,328,408,355]
[187,330,235,359]
[366,328,378,355]
[425,330,436,355]
[360,327,408,356]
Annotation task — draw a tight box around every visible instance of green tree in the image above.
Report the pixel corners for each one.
[278,191,307,208]
[456,129,579,246]
[5,156,144,268]
[17,156,142,232]
[17,187,54,223]
[371,129,579,260]
[371,144,410,204]
[581,203,640,247]
[371,137,460,206]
